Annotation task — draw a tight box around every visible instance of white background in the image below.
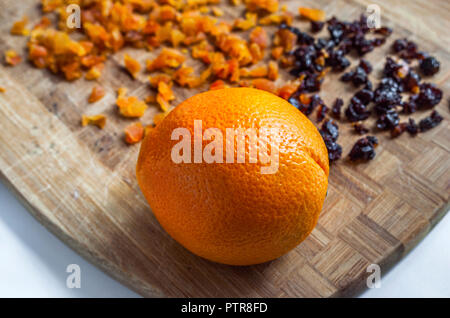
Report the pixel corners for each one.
[0,181,449,298]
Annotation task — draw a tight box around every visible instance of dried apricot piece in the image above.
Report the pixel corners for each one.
[124,122,144,144]
[81,114,107,129]
[245,0,279,13]
[117,89,148,118]
[124,54,141,78]
[211,7,224,17]
[268,61,278,80]
[149,74,172,88]
[146,48,186,71]
[157,81,175,102]
[259,12,293,26]
[277,82,298,99]
[240,65,268,78]
[4,50,22,66]
[252,78,276,93]
[249,27,268,50]
[299,7,326,22]
[88,86,106,103]
[233,12,257,31]
[85,63,104,80]
[0,87,6,93]
[271,46,284,60]
[11,16,30,36]
[209,79,227,90]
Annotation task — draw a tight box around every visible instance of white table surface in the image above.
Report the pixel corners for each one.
[0,180,449,298]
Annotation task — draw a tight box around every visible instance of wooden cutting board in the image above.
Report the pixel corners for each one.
[0,0,449,297]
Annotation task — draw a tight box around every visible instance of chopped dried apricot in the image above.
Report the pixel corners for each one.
[117,90,148,118]
[299,7,326,22]
[124,122,144,144]
[88,86,106,103]
[245,0,279,13]
[146,48,186,71]
[233,12,257,31]
[271,46,284,60]
[124,54,141,78]
[149,74,172,88]
[4,50,22,66]
[0,87,6,93]
[158,81,175,102]
[11,16,29,36]
[259,12,293,26]
[250,27,268,50]
[85,63,104,80]
[252,78,276,93]
[81,114,107,129]
[209,79,228,90]
[211,7,224,17]
[240,65,268,78]
[277,82,298,99]
[268,61,278,80]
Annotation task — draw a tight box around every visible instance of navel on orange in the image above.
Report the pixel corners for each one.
[137,87,329,265]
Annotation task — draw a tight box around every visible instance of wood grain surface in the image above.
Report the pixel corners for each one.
[0,0,449,297]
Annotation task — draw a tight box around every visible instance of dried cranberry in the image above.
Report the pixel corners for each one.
[316,104,329,123]
[311,21,325,33]
[375,27,392,36]
[419,56,440,76]
[376,109,400,130]
[354,88,374,105]
[417,83,443,108]
[419,110,443,132]
[320,119,342,162]
[326,50,350,71]
[359,59,373,74]
[349,136,378,161]
[323,137,342,162]
[390,123,407,138]
[331,98,343,119]
[345,98,370,122]
[403,70,421,92]
[402,96,418,114]
[392,38,408,53]
[374,78,402,112]
[327,24,344,44]
[406,118,419,135]
[341,66,368,87]
[353,122,369,135]
[320,119,339,141]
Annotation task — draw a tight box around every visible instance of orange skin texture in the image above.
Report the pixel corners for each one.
[136,87,329,265]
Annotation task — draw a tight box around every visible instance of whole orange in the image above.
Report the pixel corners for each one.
[136,87,329,265]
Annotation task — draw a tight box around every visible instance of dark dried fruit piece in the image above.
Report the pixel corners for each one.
[319,119,342,163]
[419,56,440,76]
[354,88,373,105]
[390,122,407,138]
[406,118,419,135]
[376,109,400,130]
[417,83,442,108]
[353,122,369,135]
[419,110,443,132]
[324,138,342,162]
[316,104,329,122]
[331,98,343,119]
[341,66,368,87]
[320,119,339,141]
[392,38,408,53]
[310,21,325,33]
[345,97,370,122]
[349,136,378,161]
